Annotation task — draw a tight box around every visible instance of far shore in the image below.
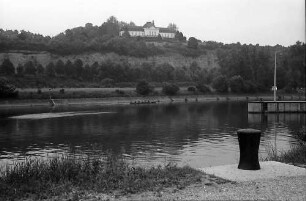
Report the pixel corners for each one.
[0,93,304,109]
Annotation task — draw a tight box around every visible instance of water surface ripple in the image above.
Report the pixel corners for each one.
[0,102,304,168]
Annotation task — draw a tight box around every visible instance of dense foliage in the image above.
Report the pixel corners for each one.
[0,16,184,57]
[0,42,304,93]
[0,77,18,98]
[136,80,154,95]
[162,83,180,95]
[215,42,305,92]
[0,16,305,93]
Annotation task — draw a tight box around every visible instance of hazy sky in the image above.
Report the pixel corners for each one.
[0,0,304,46]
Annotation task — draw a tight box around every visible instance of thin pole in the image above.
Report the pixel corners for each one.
[274,52,277,102]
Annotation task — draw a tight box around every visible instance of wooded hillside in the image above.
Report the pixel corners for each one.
[0,16,305,93]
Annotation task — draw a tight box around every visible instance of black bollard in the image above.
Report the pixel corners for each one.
[237,129,261,170]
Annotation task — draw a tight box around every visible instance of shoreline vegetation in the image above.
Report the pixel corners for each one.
[264,126,306,168]
[0,153,228,200]
[0,87,304,108]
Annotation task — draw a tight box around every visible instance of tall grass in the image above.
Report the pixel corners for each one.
[265,143,306,165]
[264,126,306,166]
[0,153,207,200]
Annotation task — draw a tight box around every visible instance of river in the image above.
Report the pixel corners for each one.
[0,101,304,168]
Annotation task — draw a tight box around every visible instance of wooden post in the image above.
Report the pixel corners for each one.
[237,129,261,170]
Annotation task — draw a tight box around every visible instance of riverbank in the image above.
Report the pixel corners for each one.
[0,93,304,109]
[3,155,305,201]
[2,162,305,201]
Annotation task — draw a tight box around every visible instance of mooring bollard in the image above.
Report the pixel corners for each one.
[237,128,261,170]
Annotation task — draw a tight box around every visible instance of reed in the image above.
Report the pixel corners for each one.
[264,126,306,165]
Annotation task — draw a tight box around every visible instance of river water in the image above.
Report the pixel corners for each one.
[0,101,304,168]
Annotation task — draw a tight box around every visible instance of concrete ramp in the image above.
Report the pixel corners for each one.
[200,161,306,182]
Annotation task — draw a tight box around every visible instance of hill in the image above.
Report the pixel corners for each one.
[0,16,305,93]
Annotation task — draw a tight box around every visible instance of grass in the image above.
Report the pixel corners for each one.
[264,126,306,166]
[0,153,210,200]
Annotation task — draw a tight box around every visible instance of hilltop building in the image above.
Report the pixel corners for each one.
[120,21,176,38]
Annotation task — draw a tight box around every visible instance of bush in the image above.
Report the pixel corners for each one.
[136,80,153,96]
[162,83,179,96]
[59,88,65,94]
[212,75,228,93]
[187,86,196,92]
[0,77,18,98]
[187,37,198,49]
[196,83,211,93]
[0,58,15,76]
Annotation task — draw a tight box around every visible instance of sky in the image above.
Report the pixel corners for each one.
[0,0,305,46]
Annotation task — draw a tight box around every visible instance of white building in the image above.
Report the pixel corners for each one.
[120,21,176,38]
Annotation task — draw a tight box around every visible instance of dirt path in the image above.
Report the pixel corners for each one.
[41,175,306,201]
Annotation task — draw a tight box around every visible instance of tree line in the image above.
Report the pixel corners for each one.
[0,16,191,57]
[0,57,212,85]
[0,40,304,94]
[215,41,305,93]
[0,15,304,93]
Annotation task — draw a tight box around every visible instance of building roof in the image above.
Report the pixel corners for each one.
[159,27,176,33]
[143,22,155,28]
[126,26,144,31]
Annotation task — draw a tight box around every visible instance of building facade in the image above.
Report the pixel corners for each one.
[120,21,176,38]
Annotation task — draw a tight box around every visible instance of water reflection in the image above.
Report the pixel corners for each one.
[0,102,304,168]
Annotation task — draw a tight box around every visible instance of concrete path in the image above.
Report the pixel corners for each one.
[199,161,306,182]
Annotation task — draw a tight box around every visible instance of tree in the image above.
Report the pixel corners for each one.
[64,60,74,77]
[17,30,27,40]
[65,29,73,41]
[189,61,200,81]
[212,75,228,93]
[100,16,119,36]
[229,75,246,93]
[157,34,162,41]
[36,64,44,75]
[24,61,36,75]
[0,77,18,98]
[129,21,136,26]
[122,30,131,38]
[167,23,178,31]
[55,59,65,76]
[153,63,175,82]
[73,59,84,78]
[16,64,24,76]
[175,31,186,42]
[45,62,55,77]
[188,37,198,49]
[162,83,180,95]
[196,82,211,93]
[83,64,92,80]
[0,58,15,76]
[136,80,154,96]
